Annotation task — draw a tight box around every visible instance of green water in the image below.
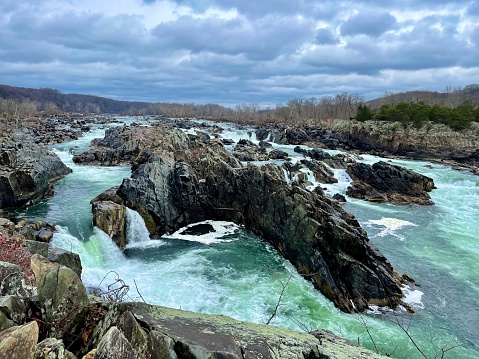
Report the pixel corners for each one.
[16,120,479,358]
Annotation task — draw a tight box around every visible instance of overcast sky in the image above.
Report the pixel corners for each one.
[1,0,478,105]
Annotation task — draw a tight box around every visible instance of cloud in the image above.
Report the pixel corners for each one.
[340,11,397,37]
[151,14,314,60]
[0,0,477,105]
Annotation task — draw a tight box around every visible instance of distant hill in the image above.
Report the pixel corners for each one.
[0,84,151,114]
[367,84,479,109]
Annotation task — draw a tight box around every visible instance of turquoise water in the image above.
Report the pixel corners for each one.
[16,119,479,358]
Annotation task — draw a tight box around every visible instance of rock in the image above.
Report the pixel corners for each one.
[346,161,435,205]
[0,321,39,359]
[23,240,49,257]
[233,142,269,162]
[0,136,72,209]
[86,301,388,359]
[0,311,14,332]
[332,193,346,202]
[36,228,54,243]
[0,295,28,326]
[91,201,127,250]
[48,248,83,278]
[30,255,89,339]
[258,140,272,148]
[113,127,405,312]
[301,160,337,184]
[221,138,235,145]
[0,261,28,297]
[35,337,75,359]
[255,127,269,141]
[268,149,288,160]
[0,218,15,234]
[285,128,311,144]
[93,327,140,359]
[82,349,96,359]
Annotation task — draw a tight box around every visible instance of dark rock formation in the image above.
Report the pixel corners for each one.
[268,149,289,160]
[233,141,269,162]
[0,136,72,209]
[84,126,408,312]
[346,161,436,205]
[301,160,337,184]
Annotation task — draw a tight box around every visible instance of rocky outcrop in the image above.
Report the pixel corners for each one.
[84,301,387,359]
[0,135,72,209]
[30,254,89,338]
[346,161,436,205]
[0,321,39,359]
[90,126,407,312]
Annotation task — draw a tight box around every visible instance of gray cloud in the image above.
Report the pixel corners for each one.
[340,11,397,37]
[0,0,477,105]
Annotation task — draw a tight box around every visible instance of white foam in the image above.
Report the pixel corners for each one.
[165,220,241,244]
[125,208,151,247]
[402,284,425,309]
[365,217,417,241]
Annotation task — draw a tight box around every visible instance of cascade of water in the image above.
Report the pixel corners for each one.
[125,208,151,246]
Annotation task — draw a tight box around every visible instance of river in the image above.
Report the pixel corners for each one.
[16,117,479,358]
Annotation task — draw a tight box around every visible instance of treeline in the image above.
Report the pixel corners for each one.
[0,85,149,114]
[356,101,479,130]
[134,92,365,124]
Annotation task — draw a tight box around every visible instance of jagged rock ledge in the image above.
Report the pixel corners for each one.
[84,125,408,313]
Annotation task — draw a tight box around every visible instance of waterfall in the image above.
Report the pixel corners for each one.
[125,208,151,245]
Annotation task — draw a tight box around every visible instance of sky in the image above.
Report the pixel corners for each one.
[0,0,478,106]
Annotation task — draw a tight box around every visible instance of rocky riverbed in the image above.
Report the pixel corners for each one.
[72,123,438,313]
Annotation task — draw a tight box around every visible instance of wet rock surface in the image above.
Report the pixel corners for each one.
[346,161,436,205]
[0,135,72,209]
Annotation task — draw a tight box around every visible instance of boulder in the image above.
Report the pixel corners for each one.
[23,240,49,258]
[30,255,89,338]
[301,160,337,184]
[346,161,435,205]
[0,321,38,359]
[268,149,288,160]
[93,327,140,359]
[233,142,269,162]
[48,248,82,278]
[0,136,72,209]
[91,201,127,249]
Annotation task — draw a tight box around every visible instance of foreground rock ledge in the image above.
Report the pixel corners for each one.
[86,126,406,313]
[0,252,388,358]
